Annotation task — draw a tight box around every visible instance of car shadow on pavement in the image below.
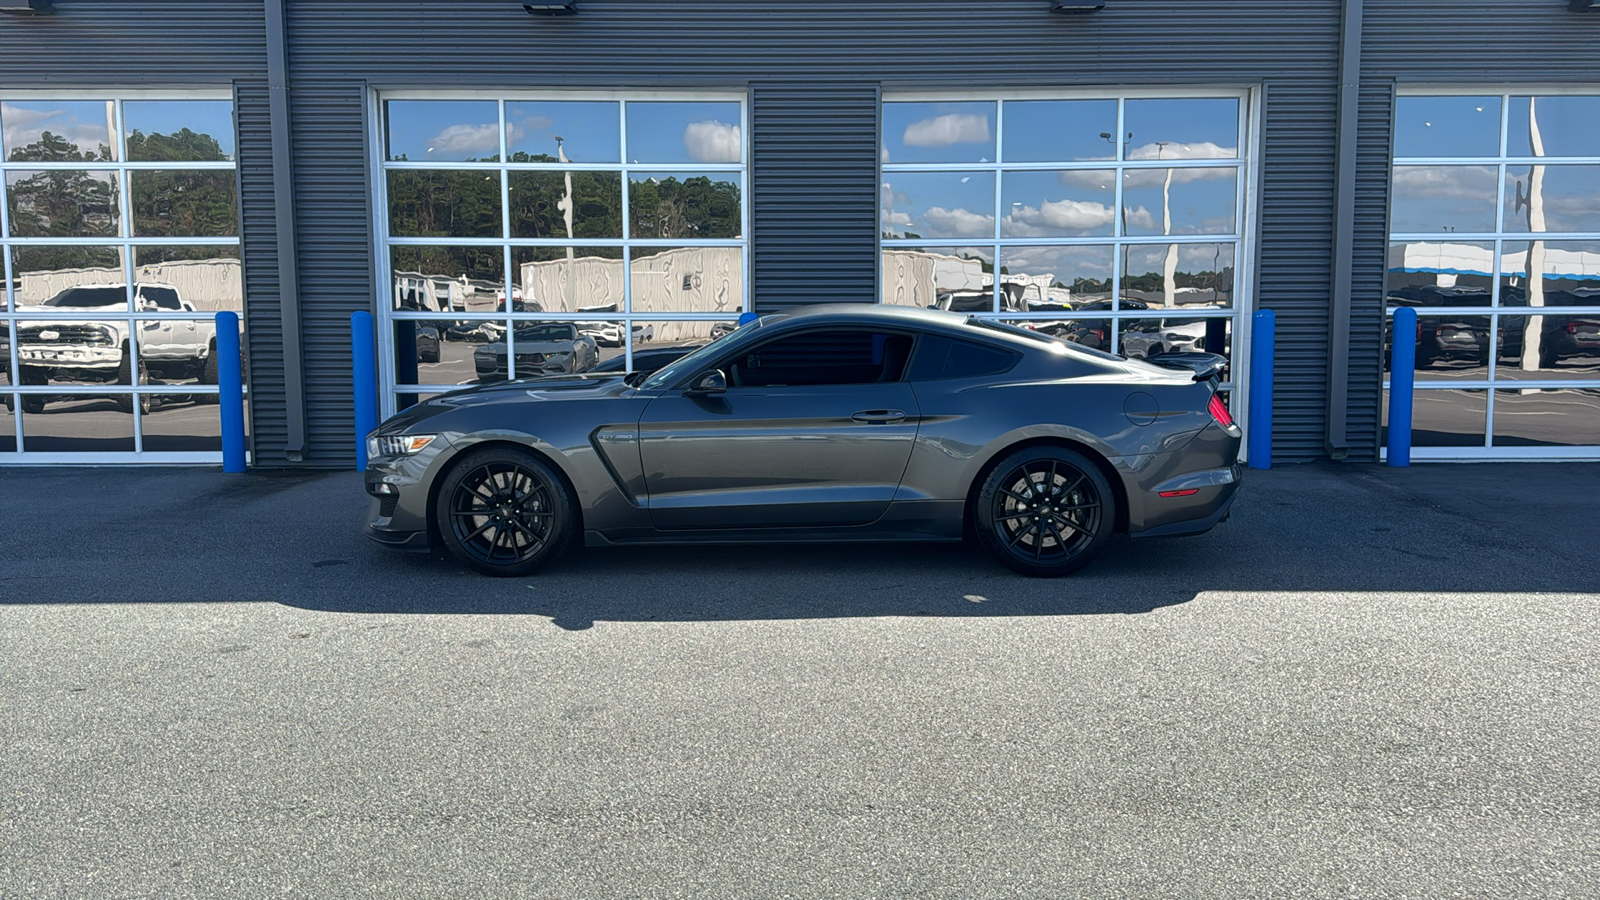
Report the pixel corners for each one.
[2,462,1596,629]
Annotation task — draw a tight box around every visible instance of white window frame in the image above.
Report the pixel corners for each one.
[0,88,241,465]
[369,89,751,418]
[1386,86,1600,462]
[879,86,1261,457]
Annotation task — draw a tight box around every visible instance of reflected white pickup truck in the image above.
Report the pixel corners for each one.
[10,282,218,414]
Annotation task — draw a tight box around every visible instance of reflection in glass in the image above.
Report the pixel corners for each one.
[123,100,236,161]
[509,170,621,239]
[134,317,218,386]
[618,319,720,362]
[1494,313,1600,377]
[881,101,996,165]
[386,170,503,238]
[1507,96,1600,159]
[880,171,995,240]
[1001,100,1117,163]
[1385,388,1486,448]
[507,101,620,163]
[515,246,623,314]
[1122,99,1239,160]
[14,317,139,420]
[996,245,1111,309]
[1389,165,1498,234]
[391,246,506,313]
[1493,389,1600,446]
[140,400,224,452]
[1119,315,1232,360]
[385,100,500,162]
[1121,243,1234,309]
[2,100,114,161]
[133,246,243,314]
[130,170,237,237]
[5,170,121,237]
[628,172,741,239]
[881,246,995,308]
[625,101,742,164]
[19,397,136,452]
[1030,316,1111,352]
[0,398,15,452]
[1000,170,1115,238]
[1385,240,1495,299]
[629,246,743,315]
[1403,313,1493,375]
[1393,96,1501,159]
[392,318,480,394]
[486,320,598,382]
[1504,166,1600,234]
[1121,167,1238,236]
[9,246,125,305]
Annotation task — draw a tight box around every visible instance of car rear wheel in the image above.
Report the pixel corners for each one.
[435,447,575,577]
[975,447,1115,577]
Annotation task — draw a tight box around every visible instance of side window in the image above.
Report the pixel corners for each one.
[908,335,1020,381]
[140,287,183,310]
[727,330,914,387]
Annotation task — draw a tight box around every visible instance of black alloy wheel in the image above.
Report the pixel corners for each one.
[976,446,1115,577]
[435,447,575,577]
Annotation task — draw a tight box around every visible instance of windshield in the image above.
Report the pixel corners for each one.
[45,287,127,308]
[514,324,575,342]
[639,318,768,390]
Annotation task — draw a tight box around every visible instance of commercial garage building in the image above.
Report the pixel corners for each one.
[1,0,1596,466]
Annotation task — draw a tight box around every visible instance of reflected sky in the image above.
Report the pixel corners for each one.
[1394,96,1501,158]
[1508,96,1600,158]
[385,100,743,165]
[1,100,112,160]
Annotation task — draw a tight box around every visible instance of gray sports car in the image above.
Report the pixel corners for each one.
[364,304,1242,577]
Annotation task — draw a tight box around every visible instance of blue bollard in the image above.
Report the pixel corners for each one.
[1387,306,1416,467]
[1248,309,1275,470]
[216,311,246,473]
[737,311,758,327]
[351,311,379,472]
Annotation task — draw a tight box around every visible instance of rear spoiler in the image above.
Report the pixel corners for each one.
[1145,351,1228,383]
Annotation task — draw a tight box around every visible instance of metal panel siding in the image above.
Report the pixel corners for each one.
[0,1,263,84]
[276,0,1343,464]
[236,79,290,466]
[288,81,373,467]
[1349,2,1600,460]
[752,84,879,309]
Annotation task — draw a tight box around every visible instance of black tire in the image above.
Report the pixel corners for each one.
[434,447,575,577]
[115,347,151,414]
[421,345,441,364]
[974,446,1116,577]
[15,366,49,413]
[1539,344,1559,369]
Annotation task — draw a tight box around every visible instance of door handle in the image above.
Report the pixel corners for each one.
[851,409,907,424]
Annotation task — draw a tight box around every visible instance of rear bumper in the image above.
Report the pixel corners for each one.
[1130,475,1239,538]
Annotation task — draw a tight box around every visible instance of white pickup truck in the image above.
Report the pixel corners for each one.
[9,282,219,414]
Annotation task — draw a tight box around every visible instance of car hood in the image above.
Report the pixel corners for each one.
[377,373,635,434]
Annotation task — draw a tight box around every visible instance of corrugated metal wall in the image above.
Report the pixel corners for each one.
[235,79,288,465]
[7,0,1364,466]
[1351,1,1600,461]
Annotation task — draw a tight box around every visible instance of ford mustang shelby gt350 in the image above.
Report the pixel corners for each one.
[364,304,1241,577]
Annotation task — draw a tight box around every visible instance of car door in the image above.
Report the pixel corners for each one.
[638,328,920,530]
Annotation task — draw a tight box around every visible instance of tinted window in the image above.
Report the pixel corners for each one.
[46,287,126,307]
[909,335,1019,381]
[515,324,576,341]
[141,287,181,309]
[729,330,913,387]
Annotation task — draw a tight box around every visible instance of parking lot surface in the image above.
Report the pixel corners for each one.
[2,462,1597,897]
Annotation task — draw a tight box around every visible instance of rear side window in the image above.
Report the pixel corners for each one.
[908,335,1020,381]
[141,287,182,310]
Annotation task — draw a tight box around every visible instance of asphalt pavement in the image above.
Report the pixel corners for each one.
[2,461,1597,897]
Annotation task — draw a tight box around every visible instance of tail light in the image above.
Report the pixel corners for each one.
[1208,393,1234,428]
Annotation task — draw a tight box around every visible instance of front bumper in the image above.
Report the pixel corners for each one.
[363,441,451,551]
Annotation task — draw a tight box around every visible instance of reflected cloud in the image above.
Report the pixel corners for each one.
[1004,199,1119,235]
[903,113,991,148]
[1392,165,1497,200]
[428,123,500,157]
[923,206,995,238]
[1127,140,1235,161]
[683,120,741,163]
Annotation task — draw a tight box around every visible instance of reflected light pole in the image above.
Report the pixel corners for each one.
[1515,100,1547,376]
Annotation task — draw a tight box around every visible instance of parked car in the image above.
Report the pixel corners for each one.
[578,321,655,348]
[1120,313,1229,360]
[1056,298,1151,351]
[365,304,1242,579]
[472,322,599,381]
[8,282,218,414]
[588,343,705,377]
[415,323,441,364]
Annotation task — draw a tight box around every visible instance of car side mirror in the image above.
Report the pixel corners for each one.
[686,370,727,395]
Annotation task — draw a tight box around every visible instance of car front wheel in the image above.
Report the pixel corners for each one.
[434,447,575,577]
[975,446,1115,577]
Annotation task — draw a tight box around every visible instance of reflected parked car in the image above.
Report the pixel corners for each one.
[366,304,1242,579]
[473,322,598,381]
[1057,298,1151,351]
[588,344,705,377]
[415,324,441,363]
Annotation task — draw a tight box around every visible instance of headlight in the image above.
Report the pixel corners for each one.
[367,434,438,458]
